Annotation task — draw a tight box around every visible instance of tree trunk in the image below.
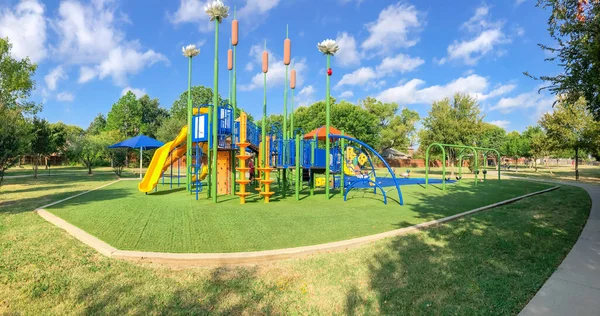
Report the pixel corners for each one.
[33,155,38,179]
[575,146,579,181]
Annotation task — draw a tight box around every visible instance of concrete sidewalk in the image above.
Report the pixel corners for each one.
[520,181,600,316]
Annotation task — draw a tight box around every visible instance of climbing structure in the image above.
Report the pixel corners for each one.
[235,112,251,204]
[258,136,275,203]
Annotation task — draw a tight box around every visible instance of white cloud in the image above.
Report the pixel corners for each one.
[121,87,147,98]
[56,91,75,102]
[245,62,254,72]
[515,0,526,6]
[239,44,307,91]
[335,32,360,68]
[440,5,509,65]
[96,45,167,86]
[171,0,281,32]
[488,120,510,129]
[78,66,97,83]
[446,29,508,65]
[0,0,47,63]
[339,90,354,99]
[491,89,555,116]
[54,0,167,87]
[297,85,316,106]
[377,74,513,105]
[376,53,424,75]
[361,2,423,53]
[334,53,423,89]
[474,84,516,101]
[335,67,377,89]
[169,0,213,32]
[45,66,67,91]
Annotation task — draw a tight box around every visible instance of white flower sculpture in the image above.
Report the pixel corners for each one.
[317,39,339,55]
[182,44,200,58]
[204,0,229,23]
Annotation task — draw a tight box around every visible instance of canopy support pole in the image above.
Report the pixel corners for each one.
[140,147,143,179]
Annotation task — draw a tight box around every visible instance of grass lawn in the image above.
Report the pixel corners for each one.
[0,172,590,314]
[45,178,553,253]
[501,165,600,184]
[4,165,144,177]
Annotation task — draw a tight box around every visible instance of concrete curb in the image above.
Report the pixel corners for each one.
[35,181,560,266]
[518,178,600,316]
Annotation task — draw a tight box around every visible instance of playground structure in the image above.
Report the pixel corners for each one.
[137,1,501,206]
[425,143,501,190]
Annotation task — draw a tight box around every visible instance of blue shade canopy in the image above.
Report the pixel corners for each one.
[108,135,164,149]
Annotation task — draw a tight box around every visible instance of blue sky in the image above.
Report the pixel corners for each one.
[0,0,558,133]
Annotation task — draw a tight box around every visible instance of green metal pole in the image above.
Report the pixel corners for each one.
[290,69,294,136]
[229,42,235,195]
[295,134,300,200]
[325,54,331,199]
[261,41,267,194]
[282,26,289,197]
[310,135,315,196]
[211,19,219,202]
[340,130,345,197]
[231,8,238,196]
[186,57,193,194]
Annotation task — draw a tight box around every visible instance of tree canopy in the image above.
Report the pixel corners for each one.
[419,93,484,170]
[106,92,143,138]
[0,38,39,114]
[170,86,224,121]
[527,0,600,118]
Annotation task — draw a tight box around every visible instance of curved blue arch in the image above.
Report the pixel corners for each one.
[344,178,387,205]
[329,134,403,206]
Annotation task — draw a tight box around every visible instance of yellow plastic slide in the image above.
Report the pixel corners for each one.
[138,126,188,192]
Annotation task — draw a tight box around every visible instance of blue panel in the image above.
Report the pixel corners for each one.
[192,114,209,142]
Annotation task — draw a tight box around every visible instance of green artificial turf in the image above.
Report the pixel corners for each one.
[46,179,553,253]
[0,171,591,314]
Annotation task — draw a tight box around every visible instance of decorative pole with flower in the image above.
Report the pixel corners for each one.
[205,0,229,202]
[228,41,234,194]
[182,44,200,193]
[317,39,339,199]
[282,25,291,196]
[231,6,239,195]
[290,66,296,140]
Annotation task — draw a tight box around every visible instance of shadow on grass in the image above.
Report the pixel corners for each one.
[344,183,590,315]
[1,188,130,215]
[74,266,280,315]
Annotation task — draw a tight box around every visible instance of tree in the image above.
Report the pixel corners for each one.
[69,134,106,174]
[139,95,169,138]
[526,0,600,119]
[361,97,420,151]
[522,126,548,171]
[379,108,420,152]
[170,86,224,121]
[30,117,53,178]
[87,113,107,135]
[419,93,484,176]
[0,106,30,188]
[540,97,599,178]
[0,38,39,114]
[291,98,380,148]
[106,92,142,138]
[502,131,529,170]
[480,123,507,150]
[362,97,398,127]
[156,116,186,143]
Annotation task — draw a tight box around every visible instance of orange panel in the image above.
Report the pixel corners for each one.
[217,151,231,195]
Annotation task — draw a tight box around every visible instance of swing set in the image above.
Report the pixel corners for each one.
[425,143,501,190]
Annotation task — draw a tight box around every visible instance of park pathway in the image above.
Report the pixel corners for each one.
[520,181,600,316]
